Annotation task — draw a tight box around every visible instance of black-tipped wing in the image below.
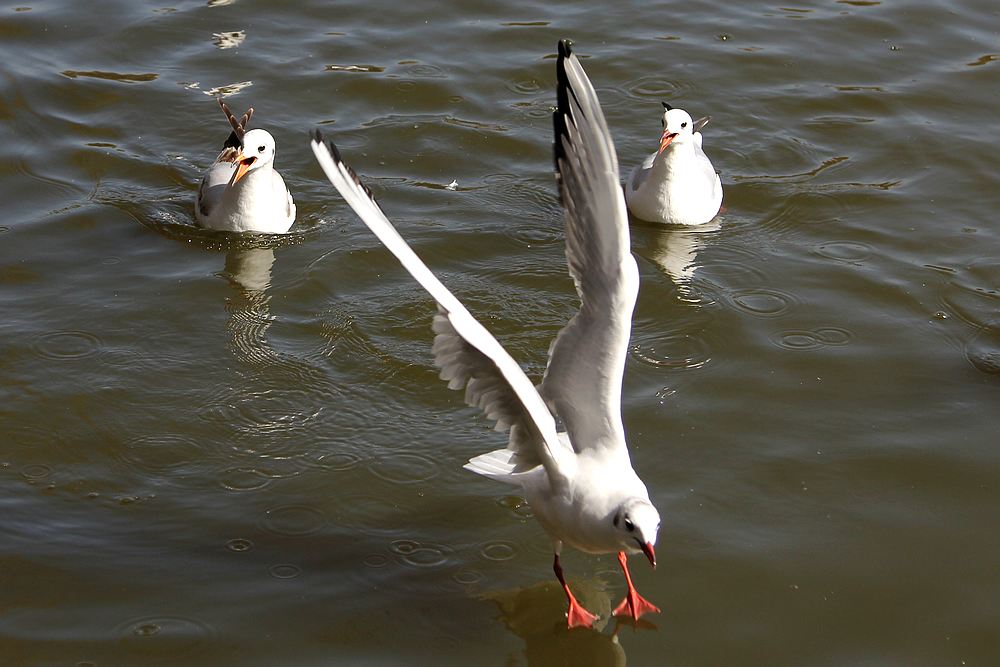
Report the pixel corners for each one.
[539,40,639,457]
[310,132,571,485]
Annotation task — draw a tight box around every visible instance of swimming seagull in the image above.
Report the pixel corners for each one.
[195,98,295,234]
[625,102,722,225]
[310,39,660,629]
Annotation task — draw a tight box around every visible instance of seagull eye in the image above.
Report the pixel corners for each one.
[681,121,688,129]
[624,519,635,532]
[258,145,266,153]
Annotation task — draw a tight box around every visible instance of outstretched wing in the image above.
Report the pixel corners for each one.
[539,40,639,459]
[311,132,571,487]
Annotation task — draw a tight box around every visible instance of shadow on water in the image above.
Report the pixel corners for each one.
[483,579,658,666]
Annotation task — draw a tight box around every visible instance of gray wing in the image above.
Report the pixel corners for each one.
[539,41,639,458]
[311,132,571,487]
[194,156,238,224]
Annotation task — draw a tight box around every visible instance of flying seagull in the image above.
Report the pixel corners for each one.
[310,40,661,628]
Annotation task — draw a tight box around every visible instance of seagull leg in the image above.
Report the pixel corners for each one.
[612,551,660,620]
[553,553,597,628]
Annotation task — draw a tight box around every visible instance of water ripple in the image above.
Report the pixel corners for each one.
[966,324,1000,375]
[728,288,797,318]
[631,333,712,370]
[268,563,302,579]
[120,433,205,473]
[452,568,484,585]
[260,505,328,537]
[814,240,873,263]
[478,540,518,562]
[116,615,214,659]
[362,553,389,569]
[217,467,273,492]
[368,452,440,485]
[225,538,253,553]
[625,75,694,100]
[31,330,102,360]
[772,327,853,351]
[389,539,451,568]
[306,451,363,472]
[20,463,52,480]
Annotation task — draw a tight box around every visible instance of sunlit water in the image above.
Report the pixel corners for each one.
[2,1,998,665]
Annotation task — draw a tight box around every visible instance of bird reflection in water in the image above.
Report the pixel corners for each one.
[483,580,656,666]
[632,219,721,302]
[221,244,280,366]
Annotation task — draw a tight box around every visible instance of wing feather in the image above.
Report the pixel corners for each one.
[311,132,570,485]
[539,40,639,458]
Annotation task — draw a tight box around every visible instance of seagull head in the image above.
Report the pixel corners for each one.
[613,499,661,568]
[231,128,277,185]
[657,104,696,154]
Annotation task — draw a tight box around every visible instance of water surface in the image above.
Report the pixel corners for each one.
[2,0,999,665]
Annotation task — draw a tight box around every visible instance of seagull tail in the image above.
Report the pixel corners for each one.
[463,449,526,485]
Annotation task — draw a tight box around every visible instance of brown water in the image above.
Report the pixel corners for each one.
[2,1,999,665]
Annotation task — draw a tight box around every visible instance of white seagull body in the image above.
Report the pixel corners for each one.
[625,103,722,226]
[195,99,295,234]
[311,40,660,629]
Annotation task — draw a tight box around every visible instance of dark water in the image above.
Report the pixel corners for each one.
[2,1,999,665]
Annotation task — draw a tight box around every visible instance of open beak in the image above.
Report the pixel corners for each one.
[232,153,257,184]
[641,542,656,569]
[658,131,677,154]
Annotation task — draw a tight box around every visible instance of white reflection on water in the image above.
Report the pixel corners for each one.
[633,219,721,298]
[221,246,278,366]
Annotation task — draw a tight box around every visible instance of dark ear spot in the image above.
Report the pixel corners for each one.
[613,512,621,528]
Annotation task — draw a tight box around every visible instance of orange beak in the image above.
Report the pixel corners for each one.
[642,542,656,569]
[232,154,256,184]
[658,131,677,154]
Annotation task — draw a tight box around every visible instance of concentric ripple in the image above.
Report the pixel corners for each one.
[260,505,328,537]
[225,538,253,553]
[389,539,451,568]
[306,451,363,472]
[368,452,440,485]
[217,467,272,492]
[728,288,797,317]
[20,464,52,480]
[632,333,713,370]
[772,327,853,351]
[120,433,204,473]
[31,330,102,360]
[478,540,518,562]
[268,564,303,579]
[814,240,873,263]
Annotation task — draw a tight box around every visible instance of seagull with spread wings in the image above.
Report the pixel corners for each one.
[310,40,660,629]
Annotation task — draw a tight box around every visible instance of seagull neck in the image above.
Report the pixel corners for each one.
[650,141,694,178]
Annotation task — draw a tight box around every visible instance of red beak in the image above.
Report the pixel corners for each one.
[642,542,656,569]
[658,131,677,154]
